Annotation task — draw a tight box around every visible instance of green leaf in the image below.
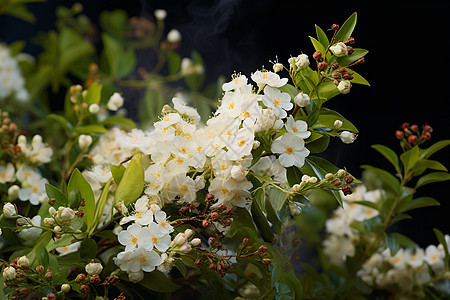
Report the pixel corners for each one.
[304,157,342,206]
[315,24,329,50]
[139,270,181,293]
[268,187,288,212]
[317,108,358,133]
[306,100,319,127]
[68,169,96,230]
[102,33,136,77]
[84,82,102,105]
[91,178,113,235]
[361,165,401,194]
[398,197,440,213]
[102,116,136,129]
[353,201,379,210]
[390,213,412,224]
[347,68,370,86]
[80,238,98,259]
[168,51,182,75]
[114,153,145,206]
[384,232,400,256]
[433,228,450,267]
[314,81,339,103]
[47,114,73,134]
[286,166,302,187]
[251,201,274,243]
[8,40,26,56]
[306,135,329,153]
[309,36,326,55]
[400,146,419,174]
[336,49,368,67]
[371,144,399,172]
[411,159,448,176]
[278,84,298,100]
[184,51,205,91]
[265,199,282,236]
[335,12,357,43]
[420,140,450,159]
[111,164,126,185]
[45,183,68,207]
[27,231,52,267]
[415,172,450,189]
[75,125,107,134]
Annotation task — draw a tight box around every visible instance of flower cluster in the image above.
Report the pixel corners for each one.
[0,43,29,102]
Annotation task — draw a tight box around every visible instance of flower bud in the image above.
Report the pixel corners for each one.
[408,135,418,143]
[308,177,318,183]
[334,120,343,129]
[293,92,310,107]
[3,266,17,280]
[106,92,124,111]
[172,233,187,246]
[292,184,301,192]
[337,169,346,178]
[80,284,89,292]
[325,173,334,180]
[178,243,192,253]
[312,51,322,60]
[342,73,353,80]
[202,220,211,228]
[262,258,272,265]
[190,238,201,246]
[49,207,57,216]
[7,185,19,200]
[301,175,310,182]
[337,80,351,94]
[184,229,195,239]
[230,165,246,181]
[36,265,45,273]
[340,131,356,144]
[154,9,167,20]
[61,283,71,293]
[273,63,284,73]
[88,103,100,114]
[330,42,348,57]
[318,62,328,70]
[17,256,30,268]
[53,226,62,233]
[252,140,260,149]
[210,212,220,220]
[60,207,75,222]
[167,29,182,43]
[90,274,101,284]
[331,62,339,69]
[76,273,86,282]
[47,293,56,300]
[45,271,53,281]
[342,185,353,195]
[85,261,103,275]
[332,72,340,79]
[78,134,93,152]
[3,202,17,218]
[294,54,310,70]
[209,237,216,244]
[195,259,202,267]
[395,130,404,139]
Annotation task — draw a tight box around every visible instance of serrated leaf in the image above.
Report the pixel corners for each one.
[415,172,450,189]
[398,197,440,213]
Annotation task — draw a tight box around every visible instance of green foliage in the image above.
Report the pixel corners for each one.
[114,153,145,206]
[68,169,95,230]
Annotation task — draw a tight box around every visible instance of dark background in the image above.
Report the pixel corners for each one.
[1,0,449,246]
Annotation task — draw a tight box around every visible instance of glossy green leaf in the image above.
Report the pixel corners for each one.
[80,238,98,259]
[335,12,357,43]
[102,116,136,129]
[26,231,52,267]
[111,164,126,185]
[75,125,107,134]
[411,159,448,176]
[400,145,419,174]
[315,24,329,49]
[314,81,339,103]
[371,144,399,172]
[251,200,274,243]
[390,213,412,224]
[398,197,439,213]
[268,187,288,212]
[361,165,401,194]
[317,108,358,133]
[45,183,68,207]
[286,166,302,187]
[347,68,370,86]
[91,178,113,235]
[68,169,96,230]
[415,172,450,189]
[306,135,330,153]
[84,82,102,105]
[336,48,368,67]
[114,153,145,206]
[384,232,400,256]
[304,157,342,206]
[139,270,181,293]
[309,36,326,56]
[306,100,320,126]
[265,199,282,236]
[278,83,298,99]
[420,140,450,159]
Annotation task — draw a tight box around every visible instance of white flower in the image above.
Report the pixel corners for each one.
[251,70,288,88]
[230,165,247,181]
[261,86,293,119]
[340,131,356,144]
[56,241,81,256]
[293,92,310,107]
[78,134,93,151]
[295,54,310,70]
[425,244,445,272]
[85,261,103,275]
[106,92,124,111]
[114,247,163,273]
[145,222,172,252]
[405,248,425,268]
[2,266,16,281]
[337,80,351,94]
[330,42,348,57]
[222,74,248,91]
[118,224,153,252]
[167,29,181,43]
[172,98,200,124]
[154,9,167,20]
[18,215,42,245]
[285,116,311,139]
[3,202,17,218]
[154,210,174,234]
[18,174,48,205]
[0,163,15,183]
[271,133,310,168]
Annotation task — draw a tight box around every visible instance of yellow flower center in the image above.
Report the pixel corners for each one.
[272,98,280,106]
[286,147,294,154]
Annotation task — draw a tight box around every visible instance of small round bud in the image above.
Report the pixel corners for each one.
[49,207,57,216]
[36,265,45,273]
[208,237,216,244]
[209,264,216,270]
[293,92,311,108]
[78,134,93,152]
[76,273,86,282]
[90,274,101,284]
[45,271,53,281]
[2,266,17,281]
[210,212,220,220]
[408,135,418,143]
[61,283,71,293]
[342,73,353,80]
[342,185,353,196]
[154,9,167,20]
[167,29,182,43]
[80,285,89,292]
[410,124,418,132]
[242,238,249,245]
[195,259,202,267]
[337,169,346,178]
[331,24,339,31]
[301,175,310,182]
[17,256,30,268]
[258,245,268,253]
[88,104,100,114]
[325,173,334,180]
[85,260,103,276]
[334,120,343,129]
[312,51,322,60]
[47,293,56,300]
[292,184,301,192]
[53,226,62,233]
[223,218,232,226]
[252,140,260,149]
[345,175,354,184]
[273,63,284,73]
[184,229,195,239]
[347,37,355,44]
[318,62,328,70]
[347,46,354,55]
[395,130,404,139]
[3,202,18,218]
[332,72,340,79]
[202,220,211,228]
[337,80,352,94]
[308,177,318,184]
[190,238,201,246]
[262,258,272,265]
[331,62,339,70]
[339,130,356,143]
